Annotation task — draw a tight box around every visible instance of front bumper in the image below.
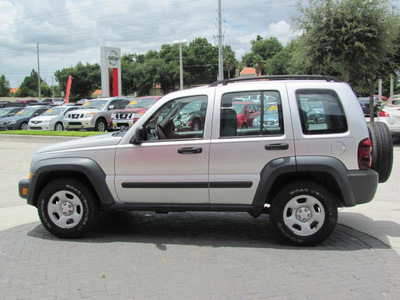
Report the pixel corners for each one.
[18,179,29,200]
[64,117,95,130]
[112,119,134,130]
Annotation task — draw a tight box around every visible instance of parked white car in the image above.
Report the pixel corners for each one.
[377,96,400,136]
[28,106,80,131]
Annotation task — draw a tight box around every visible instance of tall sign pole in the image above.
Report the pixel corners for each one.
[218,0,224,81]
[101,47,122,97]
[37,42,41,100]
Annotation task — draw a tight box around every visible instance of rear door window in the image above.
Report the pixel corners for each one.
[296,89,347,134]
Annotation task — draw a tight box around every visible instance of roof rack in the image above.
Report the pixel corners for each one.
[209,75,341,87]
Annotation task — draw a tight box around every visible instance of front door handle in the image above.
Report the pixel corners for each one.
[265,143,289,150]
[178,147,203,154]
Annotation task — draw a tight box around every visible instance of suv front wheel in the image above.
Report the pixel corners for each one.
[95,119,107,132]
[37,178,99,238]
[270,181,338,246]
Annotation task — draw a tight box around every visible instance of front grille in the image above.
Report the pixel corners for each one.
[31,120,42,124]
[68,113,84,119]
[114,113,133,120]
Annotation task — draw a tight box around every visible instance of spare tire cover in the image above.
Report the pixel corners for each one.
[367,122,393,183]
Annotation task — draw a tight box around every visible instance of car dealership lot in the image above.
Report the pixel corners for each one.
[0,134,399,299]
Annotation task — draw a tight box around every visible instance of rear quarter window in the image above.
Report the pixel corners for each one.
[296,89,348,135]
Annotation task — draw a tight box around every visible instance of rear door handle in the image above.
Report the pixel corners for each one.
[265,143,289,150]
[178,147,203,154]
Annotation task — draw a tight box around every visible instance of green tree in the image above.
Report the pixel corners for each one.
[251,37,284,62]
[223,45,238,79]
[54,62,101,100]
[0,75,11,97]
[16,69,51,97]
[186,38,219,84]
[293,0,400,120]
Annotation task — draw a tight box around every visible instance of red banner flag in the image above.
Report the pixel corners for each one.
[65,75,72,103]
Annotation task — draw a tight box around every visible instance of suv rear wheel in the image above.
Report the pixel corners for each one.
[270,181,338,246]
[37,178,99,238]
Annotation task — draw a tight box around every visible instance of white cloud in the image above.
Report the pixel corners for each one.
[0,0,303,87]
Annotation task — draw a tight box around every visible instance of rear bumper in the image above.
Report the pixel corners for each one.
[347,169,378,206]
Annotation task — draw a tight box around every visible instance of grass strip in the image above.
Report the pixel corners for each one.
[0,130,105,137]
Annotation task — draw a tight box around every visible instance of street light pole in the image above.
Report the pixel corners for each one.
[173,39,188,90]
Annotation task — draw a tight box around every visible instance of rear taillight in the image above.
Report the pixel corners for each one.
[379,110,390,117]
[358,138,372,170]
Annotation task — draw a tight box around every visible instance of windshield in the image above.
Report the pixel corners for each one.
[81,100,108,110]
[0,109,15,117]
[42,107,66,116]
[126,98,157,109]
[15,109,36,118]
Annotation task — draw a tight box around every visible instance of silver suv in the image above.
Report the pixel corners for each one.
[19,76,393,245]
[63,97,130,131]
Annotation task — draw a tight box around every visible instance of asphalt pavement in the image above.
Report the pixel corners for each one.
[0,134,399,300]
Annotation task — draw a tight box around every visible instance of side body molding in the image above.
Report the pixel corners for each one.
[27,157,115,206]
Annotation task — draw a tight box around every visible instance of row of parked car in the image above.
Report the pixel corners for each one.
[0,97,163,132]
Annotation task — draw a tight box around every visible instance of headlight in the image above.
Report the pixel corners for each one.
[9,120,17,124]
[43,119,52,124]
[84,112,96,118]
[133,113,144,119]
[111,113,115,118]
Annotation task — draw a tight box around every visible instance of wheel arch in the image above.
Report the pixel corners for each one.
[252,156,360,209]
[28,158,115,208]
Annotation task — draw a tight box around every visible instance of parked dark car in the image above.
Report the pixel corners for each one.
[15,99,38,105]
[0,106,48,130]
[357,97,381,116]
[0,107,22,119]
[0,101,10,108]
[5,102,27,108]
[32,98,65,106]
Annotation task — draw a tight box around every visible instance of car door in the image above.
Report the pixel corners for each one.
[114,92,214,204]
[209,85,295,205]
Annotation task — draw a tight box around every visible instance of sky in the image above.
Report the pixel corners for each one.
[1,0,399,88]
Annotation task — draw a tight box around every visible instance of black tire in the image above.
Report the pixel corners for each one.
[270,181,338,246]
[367,122,393,183]
[95,119,107,132]
[54,122,64,131]
[19,122,28,130]
[37,178,99,238]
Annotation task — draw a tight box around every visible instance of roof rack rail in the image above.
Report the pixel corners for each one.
[209,75,341,87]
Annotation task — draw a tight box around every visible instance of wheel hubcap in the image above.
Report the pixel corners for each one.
[296,207,312,222]
[282,195,325,237]
[60,201,74,216]
[47,190,83,229]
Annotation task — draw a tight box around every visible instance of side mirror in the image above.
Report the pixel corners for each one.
[132,126,145,144]
[108,105,115,110]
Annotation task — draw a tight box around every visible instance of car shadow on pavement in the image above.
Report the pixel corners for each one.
[339,212,400,250]
[26,211,391,252]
